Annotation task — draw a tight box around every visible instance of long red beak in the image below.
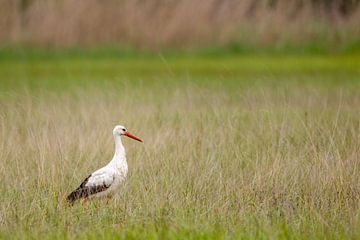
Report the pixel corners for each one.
[124,131,143,142]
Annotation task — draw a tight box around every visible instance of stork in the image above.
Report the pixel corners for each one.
[67,125,142,204]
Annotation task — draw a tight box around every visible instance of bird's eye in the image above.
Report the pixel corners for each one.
[122,128,126,131]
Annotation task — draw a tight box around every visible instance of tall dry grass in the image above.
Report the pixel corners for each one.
[0,81,360,238]
[0,0,360,49]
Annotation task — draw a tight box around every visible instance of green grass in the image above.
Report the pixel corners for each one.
[1,52,360,239]
[0,51,359,91]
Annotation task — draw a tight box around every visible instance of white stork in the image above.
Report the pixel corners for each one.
[67,125,142,204]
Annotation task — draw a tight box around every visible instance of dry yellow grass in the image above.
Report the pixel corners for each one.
[0,76,360,238]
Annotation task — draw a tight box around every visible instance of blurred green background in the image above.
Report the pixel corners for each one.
[1,0,360,92]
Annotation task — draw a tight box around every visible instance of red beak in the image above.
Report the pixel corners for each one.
[124,131,143,142]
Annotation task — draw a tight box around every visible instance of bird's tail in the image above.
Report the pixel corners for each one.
[66,189,83,204]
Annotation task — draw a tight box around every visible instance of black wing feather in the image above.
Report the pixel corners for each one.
[66,174,110,204]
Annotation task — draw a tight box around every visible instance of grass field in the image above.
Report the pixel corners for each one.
[1,52,360,239]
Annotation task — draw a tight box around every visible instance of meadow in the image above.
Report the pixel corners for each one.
[1,52,360,239]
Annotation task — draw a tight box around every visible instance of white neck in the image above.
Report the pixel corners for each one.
[109,134,127,169]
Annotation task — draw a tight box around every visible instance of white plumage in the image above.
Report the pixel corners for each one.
[67,125,142,204]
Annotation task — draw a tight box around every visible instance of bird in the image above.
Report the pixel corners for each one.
[66,125,142,204]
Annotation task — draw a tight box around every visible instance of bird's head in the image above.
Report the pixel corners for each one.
[113,125,143,142]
